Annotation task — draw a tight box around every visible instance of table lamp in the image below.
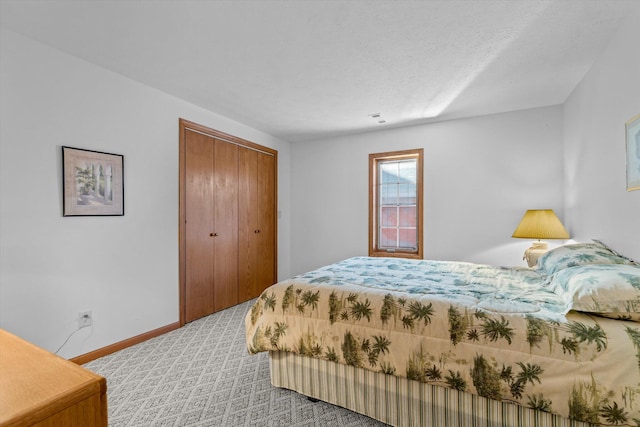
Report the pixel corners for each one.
[512,209,570,267]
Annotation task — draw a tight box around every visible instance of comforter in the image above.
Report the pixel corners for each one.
[246,256,640,425]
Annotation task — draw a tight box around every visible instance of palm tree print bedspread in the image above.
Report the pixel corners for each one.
[245,257,640,426]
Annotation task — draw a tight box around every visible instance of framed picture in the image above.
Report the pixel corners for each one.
[62,146,124,216]
[627,113,640,191]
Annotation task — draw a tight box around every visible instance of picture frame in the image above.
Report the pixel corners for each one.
[62,146,124,216]
[627,113,640,192]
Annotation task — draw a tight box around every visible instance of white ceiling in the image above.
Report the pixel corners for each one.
[1,0,637,142]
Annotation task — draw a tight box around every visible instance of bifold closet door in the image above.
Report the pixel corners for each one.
[185,131,215,322]
[256,151,276,293]
[180,118,277,325]
[184,131,239,322]
[211,139,239,312]
[238,146,276,301]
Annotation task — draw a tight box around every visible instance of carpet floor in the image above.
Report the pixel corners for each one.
[84,300,388,426]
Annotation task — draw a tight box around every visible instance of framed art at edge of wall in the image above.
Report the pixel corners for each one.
[62,146,124,216]
[627,113,640,192]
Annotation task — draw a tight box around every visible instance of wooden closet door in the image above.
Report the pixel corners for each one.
[238,147,259,300]
[180,118,277,325]
[184,132,239,321]
[212,139,239,312]
[184,130,215,322]
[238,147,276,301]
[256,152,276,293]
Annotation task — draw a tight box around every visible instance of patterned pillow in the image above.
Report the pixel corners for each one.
[592,239,638,263]
[551,264,640,321]
[537,242,636,275]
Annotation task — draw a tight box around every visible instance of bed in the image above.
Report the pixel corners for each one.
[245,241,640,427]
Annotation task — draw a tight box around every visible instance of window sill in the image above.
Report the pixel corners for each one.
[369,251,422,260]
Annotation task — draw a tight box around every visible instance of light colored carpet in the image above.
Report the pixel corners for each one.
[84,300,388,426]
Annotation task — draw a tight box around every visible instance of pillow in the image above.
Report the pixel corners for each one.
[551,264,640,321]
[592,239,638,264]
[537,242,636,275]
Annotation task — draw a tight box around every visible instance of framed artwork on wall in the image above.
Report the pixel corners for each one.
[627,113,640,192]
[62,146,124,216]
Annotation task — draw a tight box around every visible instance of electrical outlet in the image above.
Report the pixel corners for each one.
[79,311,92,328]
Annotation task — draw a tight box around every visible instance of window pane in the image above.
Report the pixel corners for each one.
[378,159,417,250]
[398,228,417,249]
[399,206,416,227]
[380,206,397,227]
[398,183,415,205]
[398,160,416,183]
[379,183,398,205]
[379,227,397,248]
[380,162,398,183]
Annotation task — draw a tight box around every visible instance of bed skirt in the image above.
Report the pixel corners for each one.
[268,351,593,427]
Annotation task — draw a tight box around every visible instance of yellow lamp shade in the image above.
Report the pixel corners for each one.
[512,209,570,240]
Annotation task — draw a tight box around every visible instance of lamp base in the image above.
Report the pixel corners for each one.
[523,242,548,267]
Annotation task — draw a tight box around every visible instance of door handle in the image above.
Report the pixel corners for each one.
[210,233,218,237]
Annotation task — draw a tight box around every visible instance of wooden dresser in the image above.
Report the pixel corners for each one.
[0,329,107,426]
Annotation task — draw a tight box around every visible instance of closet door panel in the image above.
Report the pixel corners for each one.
[238,147,259,300]
[212,139,239,312]
[256,152,277,293]
[184,131,215,323]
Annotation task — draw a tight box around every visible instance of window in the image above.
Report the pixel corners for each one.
[369,149,423,259]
